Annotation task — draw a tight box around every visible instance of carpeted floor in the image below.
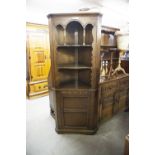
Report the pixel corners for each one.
[26,96,129,155]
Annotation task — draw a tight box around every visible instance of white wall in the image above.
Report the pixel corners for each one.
[26,0,129,29]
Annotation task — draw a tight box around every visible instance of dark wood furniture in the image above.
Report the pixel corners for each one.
[101,25,119,47]
[99,26,129,120]
[98,75,129,121]
[100,26,120,82]
[47,12,102,134]
[124,134,129,155]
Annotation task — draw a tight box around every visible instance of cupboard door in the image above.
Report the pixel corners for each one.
[29,49,49,81]
[57,90,89,129]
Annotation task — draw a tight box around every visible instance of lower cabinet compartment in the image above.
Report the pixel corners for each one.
[63,112,87,127]
[63,97,88,109]
[52,89,98,134]
[49,75,129,134]
[99,75,129,121]
[62,96,88,128]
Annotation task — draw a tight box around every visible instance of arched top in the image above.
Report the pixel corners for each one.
[65,21,83,45]
[66,20,84,29]
[85,23,94,45]
[56,24,64,30]
[56,24,64,45]
[85,23,94,28]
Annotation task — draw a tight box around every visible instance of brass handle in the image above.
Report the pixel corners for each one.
[44,85,48,88]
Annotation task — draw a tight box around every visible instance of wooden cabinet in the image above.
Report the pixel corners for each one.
[101,26,119,47]
[26,23,51,98]
[47,12,102,134]
[99,75,129,121]
[100,26,120,82]
[99,26,129,120]
[124,134,129,155]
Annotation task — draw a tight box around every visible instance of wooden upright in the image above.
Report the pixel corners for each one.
[47,12,102,134]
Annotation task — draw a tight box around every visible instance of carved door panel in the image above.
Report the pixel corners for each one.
[113,92,120,114]
[30,49,51,81]
[99,80,118,119]
[58,90,89,129]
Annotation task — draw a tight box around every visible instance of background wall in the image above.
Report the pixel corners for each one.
[26,0,129,31]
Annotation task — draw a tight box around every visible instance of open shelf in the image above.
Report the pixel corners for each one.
[66,21,83,45]
[56,21,94,46]
[85,24,93,44]
[101,45,117,48]
[58,64,91,70]
[57,45,92,48]
[55,21,94,89]
[57,47,92,68]
[57,69,91,89]
[101,32,116,46]
[102,58,119,61]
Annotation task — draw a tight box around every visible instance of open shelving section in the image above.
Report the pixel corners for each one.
[55,21,93,89]
[100,26,121,82]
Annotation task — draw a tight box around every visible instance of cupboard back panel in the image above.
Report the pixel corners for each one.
[85,24,93,44]
[78,70,91,86]
[78,47,92,66]
[56,25,64,45]
[57,70,76,84]
[57,48,75,65]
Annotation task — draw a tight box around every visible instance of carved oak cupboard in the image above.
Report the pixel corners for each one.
[47,12,102,134]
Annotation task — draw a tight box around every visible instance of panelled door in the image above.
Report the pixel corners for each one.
[26,23,51,82]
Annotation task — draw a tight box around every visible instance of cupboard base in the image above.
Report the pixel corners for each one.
[55,127,98,135]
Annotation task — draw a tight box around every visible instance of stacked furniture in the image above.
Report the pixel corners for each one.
[47,13,129,134]
[99,26,129,121]
[26,23,51,98]
[47,12,102,134]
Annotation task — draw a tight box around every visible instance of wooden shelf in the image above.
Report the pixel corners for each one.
[101,45,117,48]
[57,44,92,48]
[102,58,119,61]
[58,64,91,70]
[121,58,129,61]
